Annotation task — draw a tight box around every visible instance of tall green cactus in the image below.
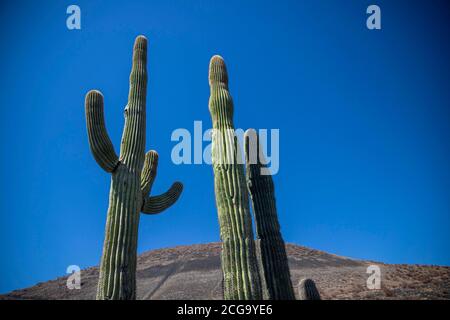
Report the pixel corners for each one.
[208,55,262,300]
[85,36,183,300]
[298,278,321,300]
[244,129,295,300]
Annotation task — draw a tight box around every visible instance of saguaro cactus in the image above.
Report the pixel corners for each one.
[298,278,321,300]
[208,55,262,300]
[244,129,295,300]
[85,36,183,300]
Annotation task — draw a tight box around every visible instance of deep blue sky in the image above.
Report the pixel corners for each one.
[0,0,449,293]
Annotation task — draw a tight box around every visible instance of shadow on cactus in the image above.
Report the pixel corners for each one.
[84,35,183,300]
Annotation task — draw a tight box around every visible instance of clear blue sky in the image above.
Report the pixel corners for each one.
[0,0,449,293]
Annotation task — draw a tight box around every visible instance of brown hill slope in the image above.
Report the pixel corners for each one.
[2,243,449,300]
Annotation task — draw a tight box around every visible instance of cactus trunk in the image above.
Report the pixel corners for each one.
[244,129,295,300]
[96,165,142,299]
[85,36,183,300]
[208,56,262,300]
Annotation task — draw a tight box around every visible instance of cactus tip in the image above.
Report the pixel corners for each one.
[210,54,224,63]
[145,150,159,164]
[85,90,104,105]
[87,89,103,97]
[146,149,158,157]
[134,35,148,51]
[209,55,228,86]
[173,181,183,192]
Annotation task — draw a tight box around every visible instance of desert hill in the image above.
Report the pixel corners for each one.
[2,243,449,300]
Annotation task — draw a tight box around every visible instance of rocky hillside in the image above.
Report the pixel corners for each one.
[2,243,449,300]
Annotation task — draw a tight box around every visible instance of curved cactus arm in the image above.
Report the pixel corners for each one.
[141,182,183,214]
[85,90,119,173]
[141,150,159,196]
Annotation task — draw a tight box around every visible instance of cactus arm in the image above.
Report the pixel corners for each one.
[141,150,158,196]
[141,182,183,214]
[85,90,119,172]
[119,36,147,170]
[141,151,183,214]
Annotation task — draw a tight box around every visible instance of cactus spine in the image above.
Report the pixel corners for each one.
[298,278,321,300]
[244,129,295,300]
[208,56,262,300]
[85,36,183,300]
